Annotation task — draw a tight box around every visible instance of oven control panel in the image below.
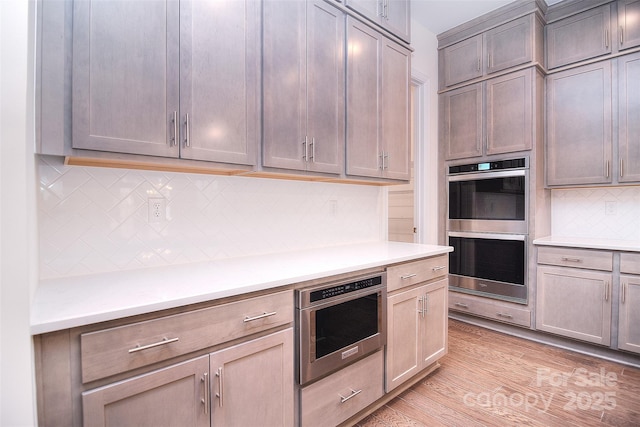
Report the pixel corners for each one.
[309,275,383,303]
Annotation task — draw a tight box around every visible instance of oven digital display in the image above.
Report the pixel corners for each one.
[310,276,382,303]
[478,162,490,171]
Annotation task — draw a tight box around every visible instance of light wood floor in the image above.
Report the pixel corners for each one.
[358,319,640,427]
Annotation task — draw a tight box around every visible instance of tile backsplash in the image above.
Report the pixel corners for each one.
[551,186,640,240]
[37,156,384,279]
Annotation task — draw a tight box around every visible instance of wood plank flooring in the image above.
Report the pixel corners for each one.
[357,320,640,427]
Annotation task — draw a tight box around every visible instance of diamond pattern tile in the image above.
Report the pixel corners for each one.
[37,156,383,279]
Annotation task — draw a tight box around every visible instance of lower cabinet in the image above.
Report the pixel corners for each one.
[619,275,640,354]
[299,350,384,427]
[82,329,293,427]
[448,292,532,328]
[386,278,447,392]
[82,356,210,427]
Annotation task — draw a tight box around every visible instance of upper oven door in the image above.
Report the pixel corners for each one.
[448,169,528,234]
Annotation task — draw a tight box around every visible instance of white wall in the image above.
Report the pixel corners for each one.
[409,18,440,244]
[1,0,38,425]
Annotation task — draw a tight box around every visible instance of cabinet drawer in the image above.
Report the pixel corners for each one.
[300,350,384,427]
[449,292,531,328]
[80,290,293,383]
[621,252,640,275]
[387,255,448,292]
[537,247,612,271]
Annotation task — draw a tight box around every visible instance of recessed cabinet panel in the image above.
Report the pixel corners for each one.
[546,4,612,69]
[619,275,640,354]
[618,0,640,51]
[546,61,613,186]
[485,15,533,75]
[486,69,532,155]
[441,83,483,160]
[442,35,483,88]
[72,0,180,157]
[179,0,259,165]
[619,52,640,183]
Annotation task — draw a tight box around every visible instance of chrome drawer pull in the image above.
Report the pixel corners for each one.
[561,257,582,263]
[339,388,362,404]
[243,311,277,323]
[201,373,209,415]
[129,336,179,353]
[454,302,469,309]
[496,312,513,319]
[401,273,417,280]
[432,266,446,272]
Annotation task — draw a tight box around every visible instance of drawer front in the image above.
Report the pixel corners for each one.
[621,252,640,275]
[300,350,384,427]
[537,246,613,271]
[449,292,531,328]
[81,290,293,383]
[387,255,448,292]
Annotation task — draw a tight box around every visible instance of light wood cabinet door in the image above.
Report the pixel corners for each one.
[82,356,209,427]
[346,17,382,178]
[421,280,448,368]
[441,35,483,88]
[381,38,411,180]
[486,68,532,155]
[485,15,533,75]
[209,329,294,427]
[179,0,259,165]
[263,0,344,174]
[546,4,612,69]
[536,265,612,346]
[618,275,640,354]
[546,60,613,186]
[618,0,640,51]
[386,278,447,392]
[441,83,483,160]
[72,0,180,157]
[618,52,640,183]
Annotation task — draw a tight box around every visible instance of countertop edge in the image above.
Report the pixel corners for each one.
[31,243,453,335]
[533,236,640,252]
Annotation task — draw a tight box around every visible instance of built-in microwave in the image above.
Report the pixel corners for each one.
[448,158,528,234]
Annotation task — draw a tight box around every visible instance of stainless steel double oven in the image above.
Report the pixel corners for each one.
[447,157,528,303]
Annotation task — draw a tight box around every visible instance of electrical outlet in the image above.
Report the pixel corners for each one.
[148,197,166,223]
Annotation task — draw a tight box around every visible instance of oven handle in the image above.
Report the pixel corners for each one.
[448,231,526,241]
[447,169,525,182]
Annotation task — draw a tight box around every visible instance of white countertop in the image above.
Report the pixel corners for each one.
[533,236,640,252]
[31,241,452,335]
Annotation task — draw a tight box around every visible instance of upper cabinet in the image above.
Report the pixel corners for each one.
[346,17,411,181]
[440,13,544,89]
[617,51,640,183]
[546,0,640,70]
[441,68,540,161]
[72,0,259,166]
[262,0,345,175]
[546,4,612,69]
[619,0,640,51]
[344,0,410,43]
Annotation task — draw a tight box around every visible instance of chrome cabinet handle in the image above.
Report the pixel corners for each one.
[184,113,191,147]
[454,302,469,309]
[496,312,513,319]
[201,373,209,414]
[128,336,179,353]
[561,257,582,263]
[605,160,610,178]
[302,136,308,161]
[604,282,610,302]
[621,158,624,178]
[620,26,624,45]
[310,137,315,161]
[243,311,277,323]
[401,273,417,280]
[423,294,429,316]
[215,367,223,407]
[605,29,609,48]
[171,111,178,146]
[432,265,446,272]
[477,58,481,72]
[339,388,362,403]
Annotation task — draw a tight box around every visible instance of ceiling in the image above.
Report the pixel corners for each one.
[411,0,564,35]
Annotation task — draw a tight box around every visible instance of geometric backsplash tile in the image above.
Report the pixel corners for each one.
[551,187,640,241]
[37,156,384,279]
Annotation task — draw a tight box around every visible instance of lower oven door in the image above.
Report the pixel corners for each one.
[298,287,386,385]
[448,231,527,303]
